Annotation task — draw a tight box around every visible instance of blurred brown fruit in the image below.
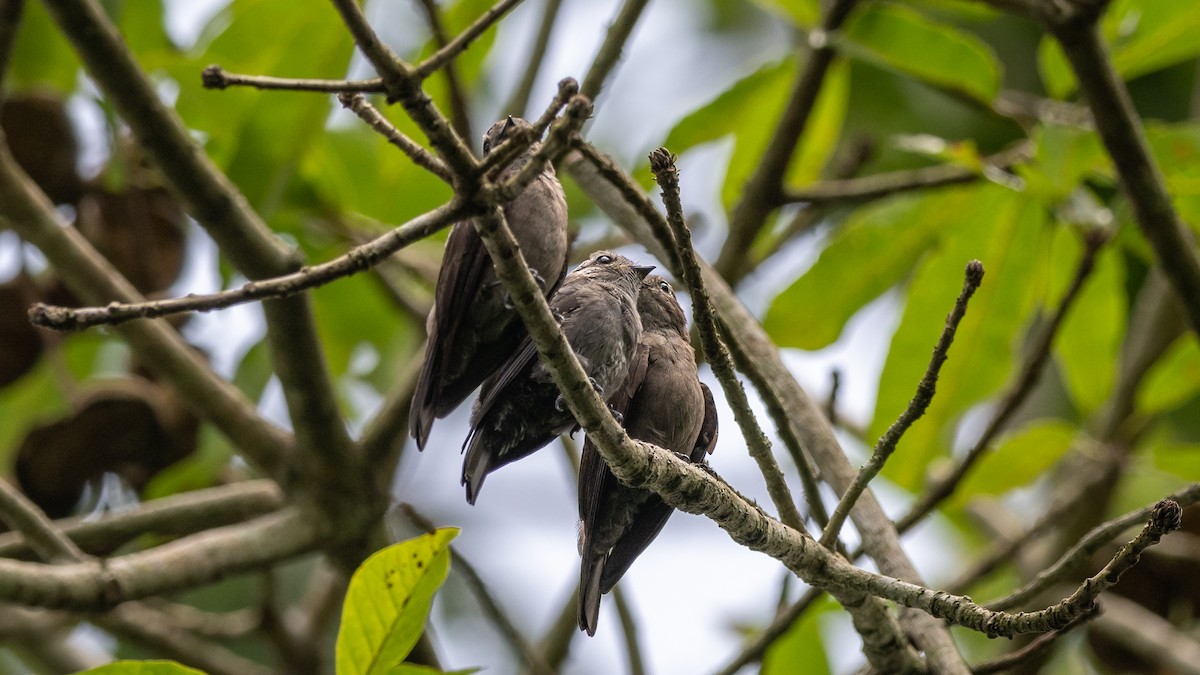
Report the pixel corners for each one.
[0,93,82,205]
[15,377,200,518]
[75,185,188,295]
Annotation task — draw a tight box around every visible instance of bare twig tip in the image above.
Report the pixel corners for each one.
[1151,499,1182,534]
[648,147,676,175]
[201,65,228,90]
[566,94,592,119]
[965,259,985,286]
[557,77,579,98]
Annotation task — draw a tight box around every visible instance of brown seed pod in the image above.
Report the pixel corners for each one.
[75,185,188,296]
[0,92,83,205]
[15,377,200,518]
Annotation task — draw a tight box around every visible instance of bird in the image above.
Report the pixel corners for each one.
[577,275,719,636]
[409,117,569,450]
[462,251,654,504]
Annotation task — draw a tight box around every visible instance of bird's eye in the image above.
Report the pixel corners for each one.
[597,254,613,264]
[482,139,492,154]
[659,281,670,293]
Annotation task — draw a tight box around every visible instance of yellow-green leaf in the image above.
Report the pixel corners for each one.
[954,419,1077,500]
[1053,230,1125,415]
[840,4,1001,103]
[336,528,459,675]
[874,185,1045,489]
[764,188,965,350]
[1138,335,1200,414]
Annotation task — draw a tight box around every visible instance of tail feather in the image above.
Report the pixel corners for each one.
[409,341,440,450]
[578,554,606,636]
[462,433,492,505]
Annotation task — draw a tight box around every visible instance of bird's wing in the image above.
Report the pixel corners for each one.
[410,222,490,442]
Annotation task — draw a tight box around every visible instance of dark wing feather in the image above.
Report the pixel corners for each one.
[693,382,719,460]
[410,222,491,446]
[577,341,649,635]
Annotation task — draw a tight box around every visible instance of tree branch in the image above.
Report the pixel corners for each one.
[503,0,564,117]
[337,92,453,183]
[820,260,984,548]
[896,230,1105,534]
[1049,16,1200,338]
[413,0,524,82]
[579,0,651,103]
[988,485,1200,611]
[780,142,1032,205]
[30,202,466,330]
[1087,593,1200,675]
[716,0,861,280]
[0,481,285,560]
[648,148,806,533]
[200,65,385,93]
[0,507,323,610]
[0,478,86,563]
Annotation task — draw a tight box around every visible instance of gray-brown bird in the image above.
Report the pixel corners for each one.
[462,251,654,504]
[409,117,569,449]
[577,275,719,636]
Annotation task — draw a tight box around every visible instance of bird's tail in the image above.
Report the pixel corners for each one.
[461,433,491,505]
[578,553,606,636]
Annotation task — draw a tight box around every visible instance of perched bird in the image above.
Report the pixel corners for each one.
[409,117,569,449]
[577,275,719,636]
[462,251,654,504]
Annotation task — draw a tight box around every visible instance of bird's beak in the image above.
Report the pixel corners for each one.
[633,265,655,279]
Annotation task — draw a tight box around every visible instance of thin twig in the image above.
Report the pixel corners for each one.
[535,584,579,672]
[328,0,413,84]
[0,478,86,563]
[1087,593,1200,675]
[480,77,578,178]
[780,142,1032,205]
[579,0,652,102]
[358,339,426,489]
[1050,17,1200,338]
[401,504,555,675]
[713,587,824,675]
[969,604,1099,674]
[99,604,272,675]
[337,93,453,183]
[200,65,385,93]
[412,0,474,141]
[649,147,806,533]
[503,0,564,117]
[988,486,1200,611]
[611,587,648,675]
[820,260,984,548]
[30,202,466,330]
[414,0,524,81]
[895,231,1105,534]
[716,0,860,280]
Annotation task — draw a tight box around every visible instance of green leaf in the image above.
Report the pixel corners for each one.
[336,528,459,675]
[171,0,354,212]
[390,666,480,675]
[874,185,1045,489]
[7,1,81,92]
[751,0,820,28]
[1039,0,1200,98]
[761,596,834,675]
[954,419,1077,500]
[840,3,1001,103]
[1138,335,1200,414]
[662,58,842,208]
[1052,231,1126,415]
[1150,438,1200,481]
[764,189,966,350]
[1018,125,1111,203]
[76,661,206,675]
